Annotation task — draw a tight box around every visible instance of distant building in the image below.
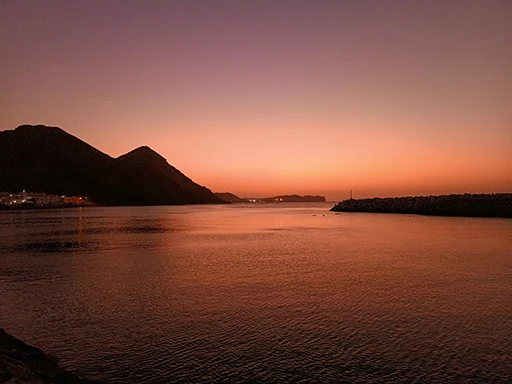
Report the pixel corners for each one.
[0,191,90,207]
[0,192,11,204]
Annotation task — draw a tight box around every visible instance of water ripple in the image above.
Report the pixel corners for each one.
[1,205,511,383]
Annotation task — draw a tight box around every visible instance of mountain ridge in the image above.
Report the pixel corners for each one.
[0,125,225,206]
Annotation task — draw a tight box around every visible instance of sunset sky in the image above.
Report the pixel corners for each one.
[1,1,511,201]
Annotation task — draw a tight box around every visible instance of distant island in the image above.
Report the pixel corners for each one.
[331,193,512,218]
[0,329,101,383]
[258,194,326,203]
[215,193,326,203]
[0,125,226,206]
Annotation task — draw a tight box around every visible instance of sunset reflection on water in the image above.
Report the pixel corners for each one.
[1,204,511,383]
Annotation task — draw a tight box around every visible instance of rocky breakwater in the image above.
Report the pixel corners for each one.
[331,193,512,218]
[0,329,102,384]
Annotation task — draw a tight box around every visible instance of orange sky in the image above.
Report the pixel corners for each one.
[1,1,511,201]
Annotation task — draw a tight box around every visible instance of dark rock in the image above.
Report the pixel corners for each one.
[0,329,102,383]
[330,193,512,218]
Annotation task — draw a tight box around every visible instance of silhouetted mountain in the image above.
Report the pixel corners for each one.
[0,125,225,206]
[331,194,512,218]
[215,192,248,203]
[112,146,226,205]
[0,125,113,199]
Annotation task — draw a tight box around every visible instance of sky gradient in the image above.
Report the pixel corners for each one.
[1,1,511,200]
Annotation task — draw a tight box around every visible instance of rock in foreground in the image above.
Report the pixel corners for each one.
[331,193,512,218]
[0,329,102,384]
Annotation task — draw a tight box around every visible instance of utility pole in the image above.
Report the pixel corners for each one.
[350,189,353,200]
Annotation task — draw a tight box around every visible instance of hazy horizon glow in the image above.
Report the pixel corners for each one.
[1,1,511,200]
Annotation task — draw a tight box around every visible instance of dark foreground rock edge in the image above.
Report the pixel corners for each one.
[0,329,103,384]
[330,193,512,218]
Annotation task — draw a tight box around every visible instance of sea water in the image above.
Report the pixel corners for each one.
[1,204,511,383]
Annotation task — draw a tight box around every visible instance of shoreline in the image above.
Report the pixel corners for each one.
[0,204,95,211]
[330,193,512,218]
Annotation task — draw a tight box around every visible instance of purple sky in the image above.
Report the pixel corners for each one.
[1,1,511,200]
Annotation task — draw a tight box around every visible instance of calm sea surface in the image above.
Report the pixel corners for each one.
[0,203,511,383]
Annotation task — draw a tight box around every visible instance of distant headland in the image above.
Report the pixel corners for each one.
[331,193,512,218]
[0,125,226,206]
[216,192,326,203]
[215,192,249,203]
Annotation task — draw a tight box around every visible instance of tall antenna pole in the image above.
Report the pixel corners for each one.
[350,189,353,200]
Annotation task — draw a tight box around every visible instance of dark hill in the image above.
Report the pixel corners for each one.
[112,146,225,205]
[0,125,113,199]
[215,192,248,203]
[0,125,225,206]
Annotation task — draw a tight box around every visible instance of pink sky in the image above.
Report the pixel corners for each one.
[1,1,511,201]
